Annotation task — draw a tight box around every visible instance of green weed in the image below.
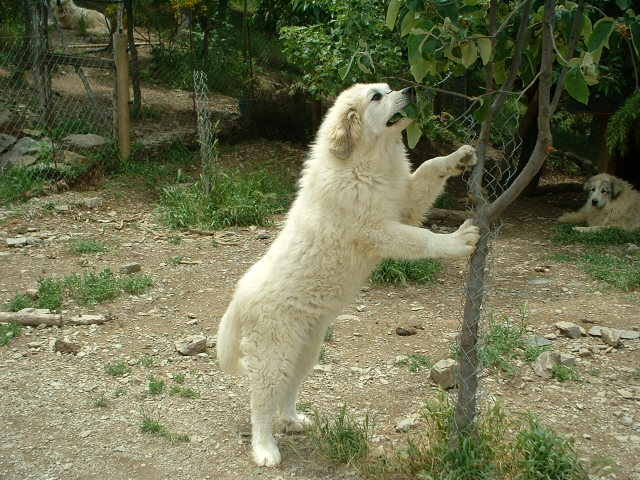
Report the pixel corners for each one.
[552,364,581,383]
[104,360,132,377]
[69,239,107,254]
[2,294,33,312]
[148,375,165,395]
[479,316,527,373]
[92,396,108,408]
[169,386,199,398]
[308,405,372,463]
[581,252,639,291]
[370,258,443,286]
[324,325,335,342]
[120,275,154,295]
[397,353,433,372]
[64,269,153,305]
[36,278,64,311]
[523,345,551,363]
[551,224,640,247]
[138,355,155,368]
[173,373,186,384]
[0,322,23,346]
[140,413,190,443]
[0,167,47,203]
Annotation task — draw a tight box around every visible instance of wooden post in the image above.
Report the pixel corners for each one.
[113,32,130,161]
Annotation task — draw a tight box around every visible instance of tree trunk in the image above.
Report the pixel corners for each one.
[124,0,141,117]
[515,87,542,196]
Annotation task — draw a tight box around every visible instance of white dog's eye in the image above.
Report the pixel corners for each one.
[371,93,383,101]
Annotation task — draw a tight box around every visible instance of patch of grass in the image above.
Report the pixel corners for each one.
[140,413,190,443]
[0,166,47,203]
[158,163,295,230]
[308,405,372,464]
[318,345,328,364]
[551,224,640,247]
[370,258,443,286]
[297,401,312,412]
[169,386,199,398]
[369,395,603,480]
[0,322,23,346]
[92,396,108,408]
[2,277,64,312]
[479,316,527,373]
[120,275,154,295]
[523,345,551,363]
[148,375,165,395]
[324,325,335,342]
[173,373,186,384]
[138,355,155,368]
[63,269,153,305]
[433,193,456,210]
[581,252,639,291]
[397,353,433,372]
[169,234,182,245]
[69,239,107,254]
[552,364,581,383]
[546,252,576,262]
[104,360,132,377]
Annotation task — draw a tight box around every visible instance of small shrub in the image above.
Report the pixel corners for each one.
[0,166,47,203]
[479,316,527,373]
[173,373,185,384]
[138,355,154,368]
[64,269,120,306]
[524,345,551,363]
[120,275,154,295]
[370,258,443,286]
[70,239,107,254]
[36,278,64,311]
[3,294,33,312]
[104,360,131,377]
[397,353,433,372]
[92,396,108,408]
[0,322,23,346]
[552,364,581,383]
[140,413,189,442]
[169,386,199,398]
[324,325,335,342]
[148,375,165,395]
[308,405,372,463]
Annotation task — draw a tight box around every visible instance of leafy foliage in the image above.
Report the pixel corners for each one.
[370,258,442,286]
[606,90,640,157]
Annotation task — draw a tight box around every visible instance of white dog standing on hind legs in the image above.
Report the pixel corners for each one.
[216,83,480,467]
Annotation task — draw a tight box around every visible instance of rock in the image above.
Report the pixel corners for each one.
[532,351,561,379]
[430,359,458,389]
[559,354,576,367]
[0,133,17,153]
[83,197,102,208]
[555,321,582,339]
[336,315,360,322]
[6,237,27,248]
[0,137,40,168]
[24,288,39,300]
[578,347,592,357]
[524,335,551,347]
[600,328,621,348]
[119,262,141,274]
[588,326,638,340]
[21,128,43,139]
[396,326,417,336]
[395,413,421,432]
[175,335,207,355]
[67,314,107,325]
[62,133,107,152]
[528,278,553,286]
[256,232,271,240]
[0,109,11,129]
[54,339,81,355]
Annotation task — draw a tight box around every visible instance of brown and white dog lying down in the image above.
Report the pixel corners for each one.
[558,173,640,232]
[50,0,111,35]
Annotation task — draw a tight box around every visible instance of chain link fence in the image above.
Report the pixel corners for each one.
[0,1,115,203]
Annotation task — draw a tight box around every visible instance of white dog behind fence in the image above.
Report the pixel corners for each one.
[50,0,111,35]
[216,83,480,466]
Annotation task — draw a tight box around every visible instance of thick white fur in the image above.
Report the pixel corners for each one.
[217,83,480,467]
[50,0,111,35]
[558,173,640,232]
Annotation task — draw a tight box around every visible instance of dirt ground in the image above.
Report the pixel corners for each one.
[0,140,639,480]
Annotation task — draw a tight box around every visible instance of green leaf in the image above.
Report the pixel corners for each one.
[410,57,429,83]
[477,37,491,65]
[406,122,422,149]
[386,0,402,30]
[460,41,478,68]
[615,0,630,9]
[400,11,419,37]
[492,61,507,86]
[435,0,459,22]
[631,22,640,57]
[565,66,590,105]
[473,98,491,123]
[587,17,615,52]
[408,34,427,64]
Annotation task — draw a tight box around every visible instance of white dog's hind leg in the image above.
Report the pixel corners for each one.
[249,371,282,467]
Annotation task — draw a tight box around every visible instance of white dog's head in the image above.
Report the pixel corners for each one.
[585,173,624,208]
[320,83,416,159]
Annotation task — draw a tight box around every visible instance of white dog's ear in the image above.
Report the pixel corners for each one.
[328,109,361,159]
[610,177,624,198]
[584,180,594,193]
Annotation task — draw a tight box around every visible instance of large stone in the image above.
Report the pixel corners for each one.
[600,327,621,348]
[119,262,141,274]
[430,359,458,389]
[0,133,17,153]
[0,137,40,168]
[524,335,552,347]
[175,335,207,356]
[0,109,11,129]
[555,321,582,339]
[588,326,638,340]
[532,351,561,379]
[62,133,107,152]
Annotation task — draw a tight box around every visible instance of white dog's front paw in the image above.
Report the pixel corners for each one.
[447,145,477,175]
[282,413,312,433]
[452,219,480,256]
[252,440,282,467]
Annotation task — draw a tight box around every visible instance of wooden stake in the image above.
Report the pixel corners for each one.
[113,32,130,161]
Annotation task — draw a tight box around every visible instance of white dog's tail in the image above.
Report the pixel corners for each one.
[216,304,245,375]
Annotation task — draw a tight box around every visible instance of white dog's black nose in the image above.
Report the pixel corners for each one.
[592,199,599,206]
[402,87,417,102]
